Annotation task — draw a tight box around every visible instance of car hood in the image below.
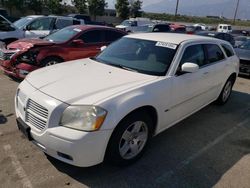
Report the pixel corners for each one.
[26,58,157,105]
[7,38,54,51]
[235,48,250,60]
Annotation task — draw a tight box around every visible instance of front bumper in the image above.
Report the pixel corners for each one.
[0,60,39,79]
[15,80,113,167]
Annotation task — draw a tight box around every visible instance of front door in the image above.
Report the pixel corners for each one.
[25,17,54,38]
[166,44,215,126]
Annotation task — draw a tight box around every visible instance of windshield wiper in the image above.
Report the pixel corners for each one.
[107,63,138,72]
[91,57,138,72]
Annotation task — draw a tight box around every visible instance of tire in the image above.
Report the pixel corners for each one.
[216,77,234,105]
[41,57,63,67]
[105,112,153,166]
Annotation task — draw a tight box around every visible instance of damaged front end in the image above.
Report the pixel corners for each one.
[0,47,40,79]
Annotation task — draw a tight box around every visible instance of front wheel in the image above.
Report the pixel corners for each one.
[216,77,233,105]
[41,57,63,67]
[105,112,153,166]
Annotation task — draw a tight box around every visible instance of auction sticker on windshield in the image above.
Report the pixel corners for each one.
[156,41,177,49]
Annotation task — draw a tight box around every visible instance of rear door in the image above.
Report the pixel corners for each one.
[52,18,80,33]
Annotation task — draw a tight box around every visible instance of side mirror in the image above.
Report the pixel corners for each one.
[181,62,199,73]
[72,39,84,45]
[100,46,107,51]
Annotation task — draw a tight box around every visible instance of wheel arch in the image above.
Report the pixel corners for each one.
[39,55,64,66]
[229,72,237,85]
[104,105,158,163]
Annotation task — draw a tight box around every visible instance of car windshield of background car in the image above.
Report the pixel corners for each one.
[44,27,81,43]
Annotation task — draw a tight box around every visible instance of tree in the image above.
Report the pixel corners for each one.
[72,0,88,14]
[88,0,107,21]
[115,0,129,19]
[1,0,24,15]
[27,0,43,14]
[130,0,142,18]
[44,0,63,14]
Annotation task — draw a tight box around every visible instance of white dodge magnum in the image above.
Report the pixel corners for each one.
[15,33,239,167]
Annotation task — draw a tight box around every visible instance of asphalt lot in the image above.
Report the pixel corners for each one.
[0,71,250,188]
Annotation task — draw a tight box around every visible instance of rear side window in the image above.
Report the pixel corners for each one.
[79,30,104,43]
[105,30,125,42]
[153,25,170,32]
[205,44,225,63]
[73,20,80,25]
[55,19,73,29]
[216,33,224,40]
[221,44,234,57]
[180,44,206,67]
[224,34,232,41]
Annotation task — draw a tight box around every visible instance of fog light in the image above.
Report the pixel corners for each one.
[57,152,73,161]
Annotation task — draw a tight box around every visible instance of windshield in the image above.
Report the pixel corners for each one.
[121,20,136,27]
[44,27,81,43]
[239,40,250,50]
[95,38,177,76]
[13,17,33,29]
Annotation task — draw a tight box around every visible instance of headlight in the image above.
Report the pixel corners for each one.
[60,105,107,131]
[19,51,39,63]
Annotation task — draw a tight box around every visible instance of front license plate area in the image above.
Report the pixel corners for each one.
[17,118,33,141]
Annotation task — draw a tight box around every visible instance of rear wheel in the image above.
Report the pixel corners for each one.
[105,112,153,166]
[216,77,233,105]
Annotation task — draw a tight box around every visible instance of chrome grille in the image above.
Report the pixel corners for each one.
[26,99,48,130]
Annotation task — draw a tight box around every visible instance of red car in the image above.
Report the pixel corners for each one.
[0,25,126,79]
[169,23,186,33]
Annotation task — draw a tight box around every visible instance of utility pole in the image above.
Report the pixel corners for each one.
[233,0,240,24]
[175,0,179,20]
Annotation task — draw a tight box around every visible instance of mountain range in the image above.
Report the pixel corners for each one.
[107,0,250,20]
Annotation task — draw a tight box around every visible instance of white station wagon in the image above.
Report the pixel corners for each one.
[15,33,239,167]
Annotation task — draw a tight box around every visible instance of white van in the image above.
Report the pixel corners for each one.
[217,24,232,33]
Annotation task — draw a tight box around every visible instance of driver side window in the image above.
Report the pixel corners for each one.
[176,44,205,75]
[27,18,53,30]
[180,44,205,67]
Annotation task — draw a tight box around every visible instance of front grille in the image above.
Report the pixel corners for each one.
[26,99,48,130]
[240,59,250,66]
